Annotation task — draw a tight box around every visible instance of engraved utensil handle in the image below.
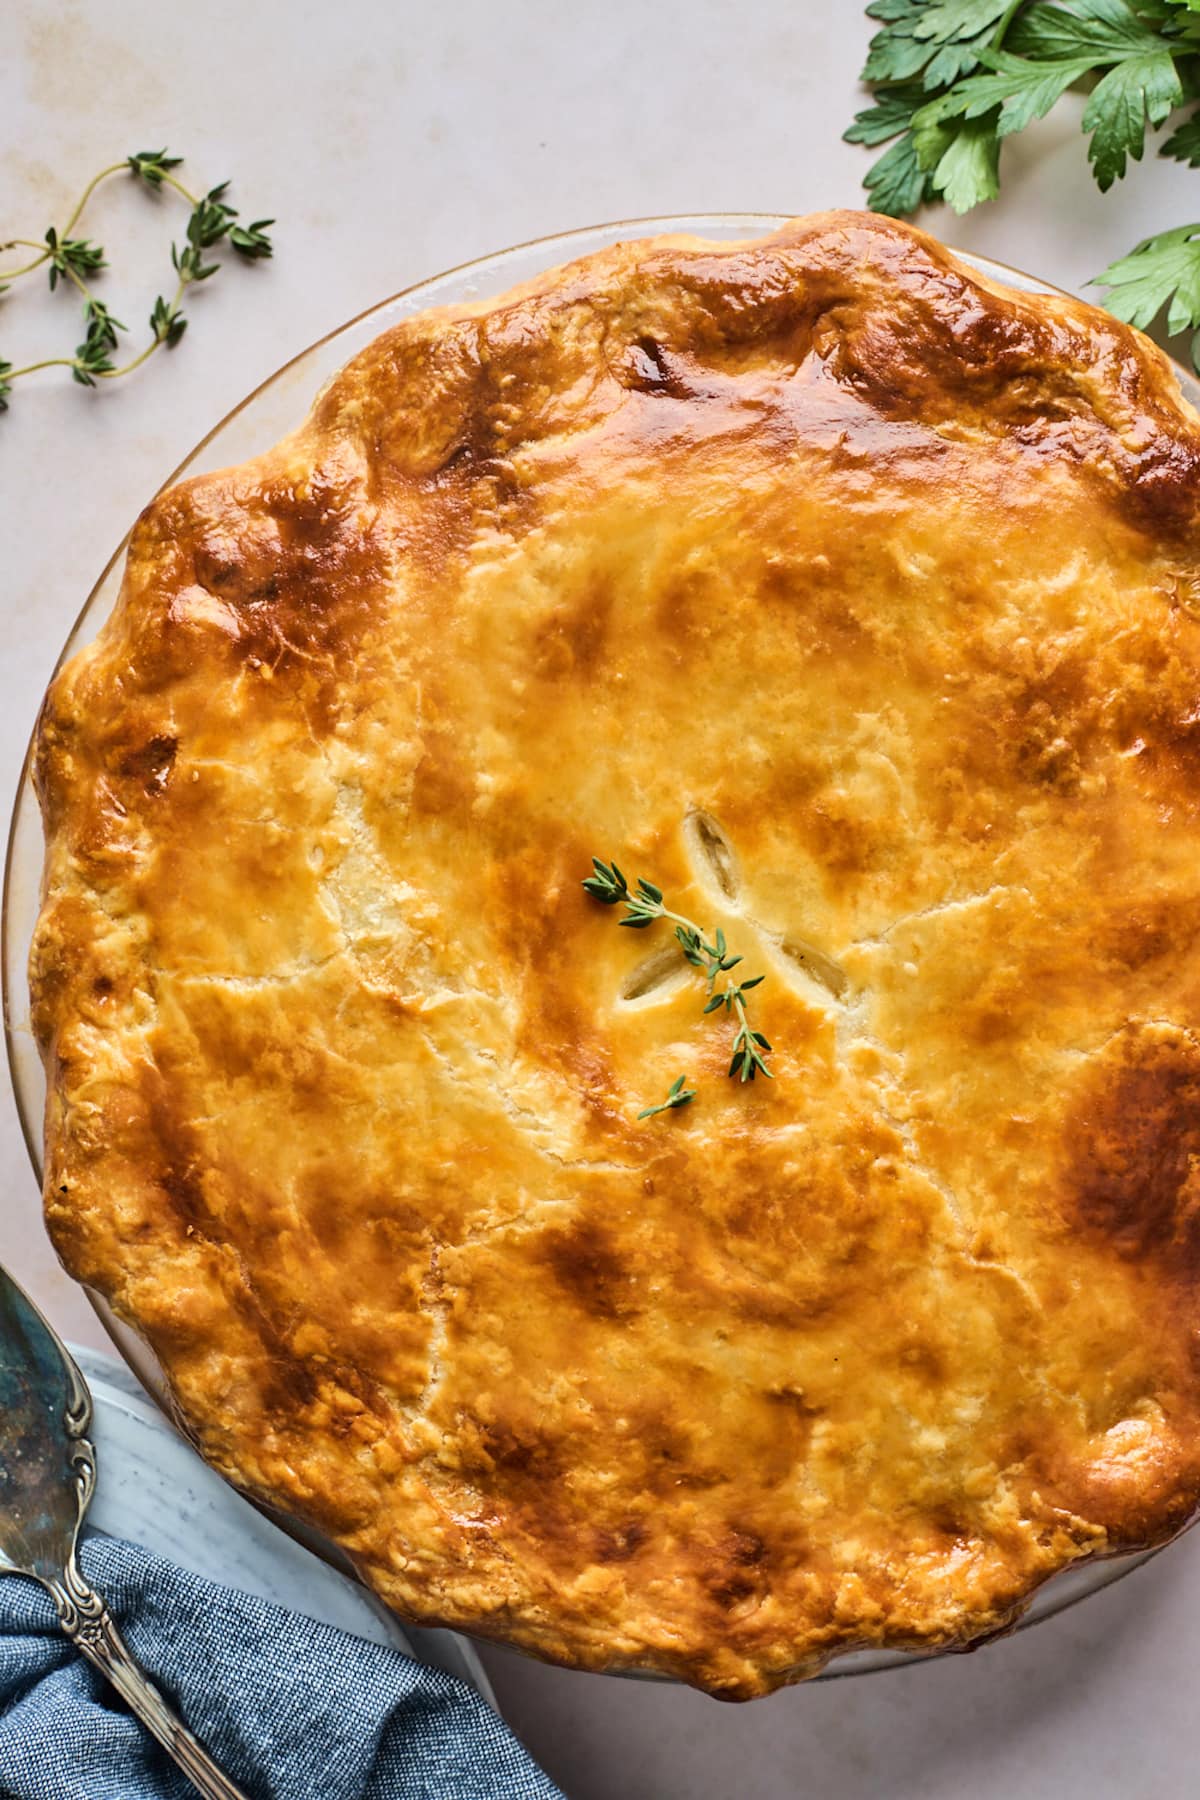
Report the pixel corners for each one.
[46,1560,250,1800]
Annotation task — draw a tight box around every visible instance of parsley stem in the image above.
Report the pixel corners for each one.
[989,0,1025,51]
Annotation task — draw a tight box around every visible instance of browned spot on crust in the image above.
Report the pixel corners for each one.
[927,1504,973,1544]
[703,1527,773,1610]
[594,1518,648,1562]
[1064,1028,1200,1276]
[542,1220,641,1320]
[764,1382,821,1417]
[532,576,615,681]
[900,1343,947,1386]
[727,1525,768,1566]
[158,1159,208,1235]
[118,734,177,795]
[804,799,878,877]
[1104,897,1200,974]
[1144,703,1200,805]
[108,457,396,738]
[815,230,1200,542]
[478,1417,565,1477]
[410,720,474,819]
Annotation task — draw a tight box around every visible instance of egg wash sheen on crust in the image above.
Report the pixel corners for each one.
[30,211,1200,1697]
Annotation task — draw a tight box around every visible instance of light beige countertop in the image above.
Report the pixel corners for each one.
[4,5,1198,1793]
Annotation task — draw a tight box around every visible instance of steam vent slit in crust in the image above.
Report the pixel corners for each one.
[31,212,1200,1698]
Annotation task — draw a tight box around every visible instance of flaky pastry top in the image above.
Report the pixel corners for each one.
[32,212,1200,1697]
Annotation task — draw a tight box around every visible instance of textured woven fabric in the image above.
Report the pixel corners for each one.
[0,1536,562,1800]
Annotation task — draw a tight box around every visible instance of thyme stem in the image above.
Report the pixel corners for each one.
[59,162,127,238]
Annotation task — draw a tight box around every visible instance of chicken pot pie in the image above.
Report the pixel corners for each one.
[31,212,1200,1698]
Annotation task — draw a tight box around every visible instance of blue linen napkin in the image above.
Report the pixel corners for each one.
[0,1535,563,1800]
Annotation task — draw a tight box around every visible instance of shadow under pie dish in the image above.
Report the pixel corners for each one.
[27,210,1200,1700]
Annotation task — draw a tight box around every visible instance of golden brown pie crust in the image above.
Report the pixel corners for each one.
[31,212,1200,1698]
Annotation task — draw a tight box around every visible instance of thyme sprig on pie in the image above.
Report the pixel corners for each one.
[583,856,774,1102]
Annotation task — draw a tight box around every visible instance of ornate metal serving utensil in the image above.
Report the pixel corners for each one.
[0,1262,248,1799]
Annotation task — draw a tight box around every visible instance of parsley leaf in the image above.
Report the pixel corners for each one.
[1082,47,1183,186]
[924,21,1010,86]
[863,1,940,83]
[845,83,929,145]
[920,48,1097,136]
[1009,0,1178,58]
[916,2,1019,82]
[847,0,1200,355]
[931,113,1003,207]
[864,130,938,214]
[914,0,1015,36]
[852,0,1200,205]
[1160,104,1200,160]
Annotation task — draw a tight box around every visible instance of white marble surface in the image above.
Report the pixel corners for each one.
[5,4,1200,1794]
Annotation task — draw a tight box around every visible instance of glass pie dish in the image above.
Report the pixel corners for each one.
[4,214,1187,1682]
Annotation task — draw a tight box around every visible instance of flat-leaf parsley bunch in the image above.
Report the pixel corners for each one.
[845,0,1200,365]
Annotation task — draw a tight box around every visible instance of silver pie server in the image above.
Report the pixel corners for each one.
[0,1261,248,1800]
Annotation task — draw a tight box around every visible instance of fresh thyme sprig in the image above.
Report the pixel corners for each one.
[44,228,106,291]
[583,857,775,1110]
[637,1075,698,1121]
[0,148,274,411]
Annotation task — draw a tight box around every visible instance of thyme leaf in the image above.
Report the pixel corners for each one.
[637,1075,698,1120]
